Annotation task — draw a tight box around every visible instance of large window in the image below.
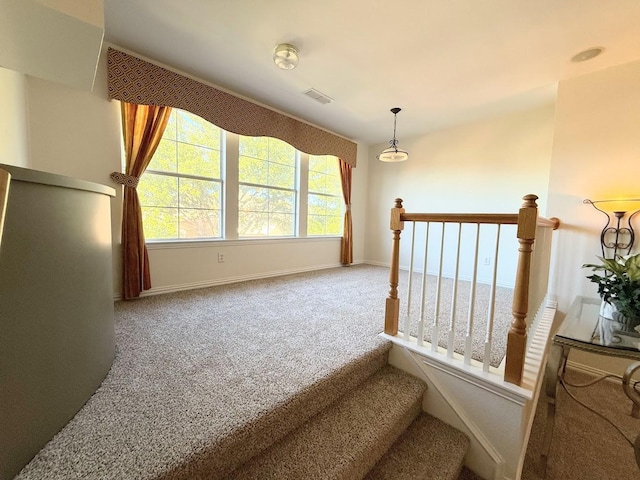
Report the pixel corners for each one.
[138,110,223,240]
[238,136,297,237]
[138,108,344,241]
[308,155,343,236]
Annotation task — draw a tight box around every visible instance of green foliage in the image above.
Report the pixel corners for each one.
[139,109,345,240]
[583,253,640,320]
[307,155,343,236]
[140,110,222,240]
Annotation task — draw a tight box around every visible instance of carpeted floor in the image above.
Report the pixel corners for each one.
[521,368,640,480]
[15,265,392,479]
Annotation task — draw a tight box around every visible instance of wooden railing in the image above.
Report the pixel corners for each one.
[0,168,10,252]
[384,194,559,386]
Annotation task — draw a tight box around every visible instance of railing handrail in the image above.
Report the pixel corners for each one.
[400,212,560,229]
[384,194,560,386]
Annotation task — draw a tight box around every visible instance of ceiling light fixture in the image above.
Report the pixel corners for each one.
[377,107,408,163]
[571,47,604,63]
[273,43,299,70]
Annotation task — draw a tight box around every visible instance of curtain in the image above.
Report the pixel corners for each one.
[339,158,353,265]
[114,102,172,299]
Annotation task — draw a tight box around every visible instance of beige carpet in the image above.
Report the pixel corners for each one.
[522,368,640,480]
[13,264,502,479]
[15,265,390,479]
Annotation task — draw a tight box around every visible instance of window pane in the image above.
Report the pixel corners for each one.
[239,185,269,212]
[142,207,178,240]
[138,174,178,208]
[268,162,295,189]
[308,170,326,194]
[326,216,342,235]
[269,138,295,166]
[308,194,327,215]
[179,209,220,238]
[270,190,295,214]
[307,155,342,237]
[147,139,177,173]
[239,211,269,237]
[179,178,221,210]
[239,136,268,159]
[162,114,177,141]
[176,110,220,150]
[269,213,294,236]
[307,215,326,236]
[327,197,343,216]
[178,143,220,178]
[239,156,268,184]
[309,155,328,173]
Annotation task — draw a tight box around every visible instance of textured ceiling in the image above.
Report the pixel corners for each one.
[104,0,640,144]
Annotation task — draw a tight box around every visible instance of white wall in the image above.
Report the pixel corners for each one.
[23,45,368,297]
[0,68,30,167]
[547,59,640,375]
[364,102,556,287]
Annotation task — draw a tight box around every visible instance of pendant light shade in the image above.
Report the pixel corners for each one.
[377,107,408,162]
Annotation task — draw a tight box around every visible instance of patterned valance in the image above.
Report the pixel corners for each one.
[107,48,357,167]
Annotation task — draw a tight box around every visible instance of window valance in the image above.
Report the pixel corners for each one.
[107,48,357,167]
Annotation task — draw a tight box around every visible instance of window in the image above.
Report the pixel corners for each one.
[138,108,345,242]
[238,136,297,237]
[138,110,223,240]
[308,155,343,236]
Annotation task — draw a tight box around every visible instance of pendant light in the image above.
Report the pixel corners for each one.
[377,107,408,162]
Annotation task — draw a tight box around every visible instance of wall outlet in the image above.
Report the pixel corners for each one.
[483,257,490,266]
[218,253,225,263]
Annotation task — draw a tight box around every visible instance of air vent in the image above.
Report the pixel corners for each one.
[303,88,334,105]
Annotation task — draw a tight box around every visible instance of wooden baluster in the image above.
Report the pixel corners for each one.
[385,198,405,335]
[0,168,10,252]
[504,194,538,385]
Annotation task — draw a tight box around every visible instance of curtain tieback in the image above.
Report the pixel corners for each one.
[345,204,352,211]
[110,172,140,188]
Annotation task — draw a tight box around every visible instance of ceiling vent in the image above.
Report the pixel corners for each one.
[303,88,334,105]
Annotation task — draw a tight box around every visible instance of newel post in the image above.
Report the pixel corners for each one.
[504,194,538,385]
[385,198,405,335]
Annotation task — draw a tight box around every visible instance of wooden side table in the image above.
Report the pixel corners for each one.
[540,296,640,476]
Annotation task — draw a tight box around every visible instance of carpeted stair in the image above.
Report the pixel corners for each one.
[227,365,469,480]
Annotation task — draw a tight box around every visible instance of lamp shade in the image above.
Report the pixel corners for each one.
[377,147,409,163]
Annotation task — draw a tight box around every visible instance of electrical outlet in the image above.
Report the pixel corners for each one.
[218,253,225,263]
[483,257,490,266]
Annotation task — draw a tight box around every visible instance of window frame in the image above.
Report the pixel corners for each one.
[139,109,345,245]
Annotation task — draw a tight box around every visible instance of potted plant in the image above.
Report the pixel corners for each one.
[583,253,640,327]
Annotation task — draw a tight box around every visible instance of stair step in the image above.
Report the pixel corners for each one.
[228,366,426,480]
[365,412,470,480]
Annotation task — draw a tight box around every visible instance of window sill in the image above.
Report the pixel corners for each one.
[146,236,342,250]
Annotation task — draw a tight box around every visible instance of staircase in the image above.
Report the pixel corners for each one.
[224,348,470,480]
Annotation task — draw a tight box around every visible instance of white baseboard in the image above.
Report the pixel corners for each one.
[113,261,365,301]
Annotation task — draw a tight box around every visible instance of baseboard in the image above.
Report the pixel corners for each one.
[113,261,366,300]
[565,360,626,384]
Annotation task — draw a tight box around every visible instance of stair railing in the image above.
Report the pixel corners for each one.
[384,194,559,386]
[0,168,10,252]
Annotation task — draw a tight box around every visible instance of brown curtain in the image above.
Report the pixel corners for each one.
[116,102,172,299]
[339,158,353,265]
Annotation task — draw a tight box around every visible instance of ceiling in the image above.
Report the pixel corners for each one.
[104,0,640,145]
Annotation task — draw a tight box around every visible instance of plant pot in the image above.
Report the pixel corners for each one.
[599,300,640,332]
